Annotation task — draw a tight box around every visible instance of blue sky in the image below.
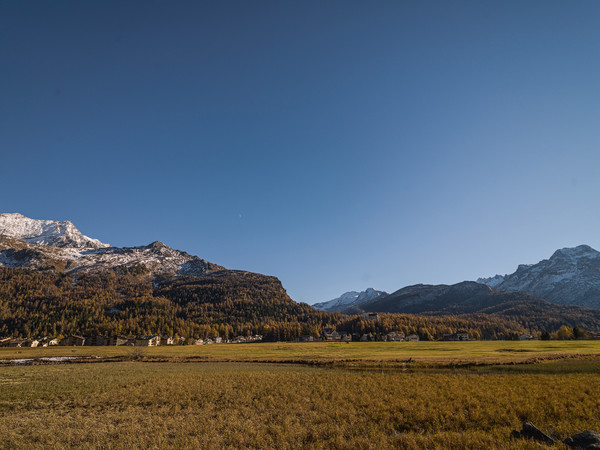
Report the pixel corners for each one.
[2,1,599,304]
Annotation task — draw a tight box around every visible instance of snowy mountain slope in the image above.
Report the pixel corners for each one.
[0,213,108,249]
[0,214,223,278]
[313,288,387,312]
[0,213,319,341]
[477,245,600,308]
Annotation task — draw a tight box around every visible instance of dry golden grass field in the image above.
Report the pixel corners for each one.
[1,341,600,449]
[2,340,600,364]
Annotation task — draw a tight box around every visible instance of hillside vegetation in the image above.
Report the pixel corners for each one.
[1,267,599,340]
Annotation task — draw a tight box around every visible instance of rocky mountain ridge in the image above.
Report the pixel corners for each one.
[478,245,600,308]
[0,213,108,249]
[319,245,600,314]
[0,213,224,278]
[312,288,387,312]
[316,280,600,331]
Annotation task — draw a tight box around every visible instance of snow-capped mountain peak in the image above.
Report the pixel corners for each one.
[0,213,108,249]
[478,245,600,308]
[0,213,225,278]
[550,244,599,262]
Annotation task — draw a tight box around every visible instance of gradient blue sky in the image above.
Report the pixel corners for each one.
[2,1,599,304]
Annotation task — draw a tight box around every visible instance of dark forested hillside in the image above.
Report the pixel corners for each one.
[0,267,339,340]
[1,267,599,341]
[364,281,600,332]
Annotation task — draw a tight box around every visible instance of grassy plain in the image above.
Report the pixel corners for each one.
[1,341,600,449]
[2,340,600,365]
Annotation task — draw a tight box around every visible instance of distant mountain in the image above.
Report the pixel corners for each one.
[361,281,600,331]
[478,245,600,309]
[313,288,388,313]
[4,214,600,338]
[0,213,224,277]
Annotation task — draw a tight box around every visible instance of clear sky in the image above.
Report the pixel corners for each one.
[2,1,599,304]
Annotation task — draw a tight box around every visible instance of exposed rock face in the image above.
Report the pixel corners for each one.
[478,245,600,309]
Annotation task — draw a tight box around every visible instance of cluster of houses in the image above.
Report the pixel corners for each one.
[297,330,479,342]
[0,334,263,347]
[193,335,263,345]
[296,329,421,342]
[442,332,471,341]
[0,337,60,347]
[3,331,572,347]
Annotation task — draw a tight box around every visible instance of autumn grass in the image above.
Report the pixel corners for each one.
[1,360,599,449]
[2,342,599,448]
[2,340,600,366]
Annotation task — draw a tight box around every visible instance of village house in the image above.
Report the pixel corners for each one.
[85,335,108,346]
[324,329,352,342]
[60,335,86,346]
[108,335,135,346]
[442,333,469,341]
[323,328,339,341]
[405,334,420,342]
[327,330,342,341]
[134,335,160,347]
[161,336,174,345]
[7,339,25,347]
[386,332,405,342]
[21,339,40,347]
[296,335,314,342]
[0,337,11,347]
[38,337,59,347]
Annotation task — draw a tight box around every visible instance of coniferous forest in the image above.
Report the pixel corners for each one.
[1,267,599,341]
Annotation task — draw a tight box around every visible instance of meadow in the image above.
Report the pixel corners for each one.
[1,341,600,449]
[2,340,600,365]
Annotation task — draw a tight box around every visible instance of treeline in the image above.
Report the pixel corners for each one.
[0,267,597,340]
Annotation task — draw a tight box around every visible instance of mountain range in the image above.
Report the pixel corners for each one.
[2,212,600,338]
[314,245,600,317]
[0,213,329,340]
[0,213,223,277]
